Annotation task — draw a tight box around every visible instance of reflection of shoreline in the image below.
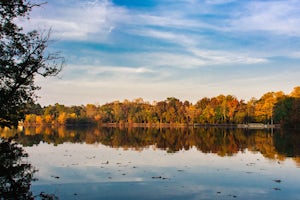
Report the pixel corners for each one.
[1,126,299,161]
[236,123,280,129]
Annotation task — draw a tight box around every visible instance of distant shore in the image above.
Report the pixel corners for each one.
[19,122,280,129]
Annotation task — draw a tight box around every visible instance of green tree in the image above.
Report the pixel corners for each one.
[0,0,63,127]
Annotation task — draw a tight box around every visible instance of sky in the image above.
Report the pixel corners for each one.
[23,0,300,106]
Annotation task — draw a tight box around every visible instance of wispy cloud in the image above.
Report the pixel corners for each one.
[188,48,268,65]
[205,0,236,5]
[130,29,197,46]
[27,0,126,40]
[229,0,300,36]
[59,64,156,83]
[26,0,300,42]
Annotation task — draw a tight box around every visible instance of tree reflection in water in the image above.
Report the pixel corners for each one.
[0,137,58,200]
[1,126,300,164]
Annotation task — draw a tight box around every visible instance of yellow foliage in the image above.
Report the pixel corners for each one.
[44,127,52,135]
[94,114,101,121]
[35,126,43,134]
[44,114,53,124]
[290,86,300,98]
[35,116,43,125]
[25,114,36,124]
[69,113,77,118]
[58,126,66,137]
[58,112,67,124]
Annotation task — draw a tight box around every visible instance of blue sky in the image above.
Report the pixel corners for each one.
[24,0,300,105]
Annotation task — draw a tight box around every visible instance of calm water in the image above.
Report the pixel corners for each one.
[1,127,300,199]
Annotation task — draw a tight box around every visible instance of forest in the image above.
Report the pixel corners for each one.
[23,86,300,128]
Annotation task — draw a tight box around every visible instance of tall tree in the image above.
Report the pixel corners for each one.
[0,0,63,127]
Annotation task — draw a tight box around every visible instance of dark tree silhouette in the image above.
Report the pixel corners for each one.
[0,137,59,199]
[0,0,63,127]
[274,96,300,128]
[0,137,36,199]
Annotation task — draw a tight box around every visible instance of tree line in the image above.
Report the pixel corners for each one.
[22,86,300,128]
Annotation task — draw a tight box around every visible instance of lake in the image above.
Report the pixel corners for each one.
[1,126,300,199]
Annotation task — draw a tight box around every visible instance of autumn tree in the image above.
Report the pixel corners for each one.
[0,0,63,127]
[226,95,239,123]
[155,101,167,123]
[185,101,196,125]
[254,92,278,123]
[165,97,181,123]
[290,86,300,98]
[195,97,210,123]
[245,98,257,123]
[234,100,247,123]
[86,104,98,119]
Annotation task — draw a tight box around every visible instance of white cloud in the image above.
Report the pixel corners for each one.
[58,64,156,83]
[230,0,300,36]
[74,65,154,75]
[25,0,300,41]
[139,52,207,68]
[205,0,236,5]
[289,51,300,59]
[188,48,268,65]
[130,29,196,46]
[135,14,199,28]
[23,0,223,41]
[25,0,127,40]
[124,49,267,69]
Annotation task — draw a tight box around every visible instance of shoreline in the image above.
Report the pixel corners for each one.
[19,122,281,129]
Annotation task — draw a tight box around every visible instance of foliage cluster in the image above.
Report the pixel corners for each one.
[23,87,300,128]
[0,0,63,128]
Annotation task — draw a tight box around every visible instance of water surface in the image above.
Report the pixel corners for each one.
[1,127,300,199]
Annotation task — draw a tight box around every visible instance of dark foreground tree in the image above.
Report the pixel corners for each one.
[0,0,63,127]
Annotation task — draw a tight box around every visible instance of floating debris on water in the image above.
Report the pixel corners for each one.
[246,163,256,166]
[51,175,60,179]
[151,176,168,180]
